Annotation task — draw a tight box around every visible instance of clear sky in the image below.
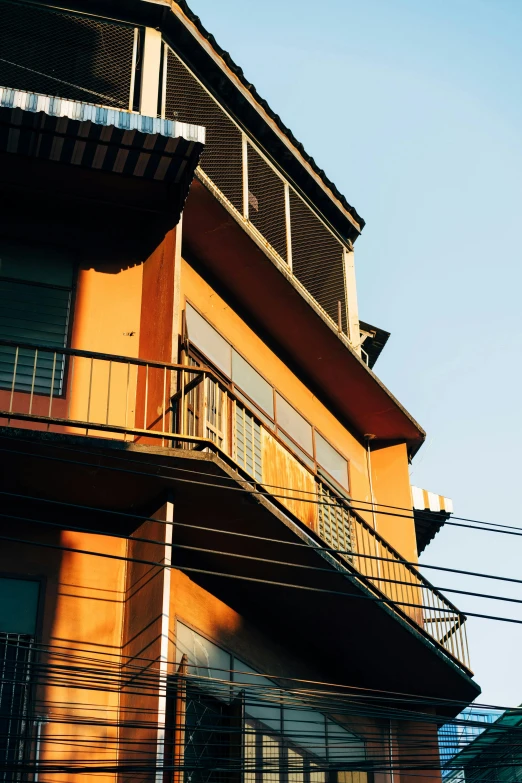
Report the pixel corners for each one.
[187,0,522,706]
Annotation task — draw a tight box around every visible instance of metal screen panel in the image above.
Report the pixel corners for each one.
[317,483,353,563]
[165,49,243,212]
[0,1,135,108]
[246,142,287,263]
[289,190,347,333]
[234,402,262,482]
[0,633,34,783]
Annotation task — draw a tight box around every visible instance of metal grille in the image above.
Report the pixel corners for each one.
[317,482,353,563]
[234,402,263,482]
[0,633,34,783]
[0,1,135,108]
[289,190,347,332]
[165,48,243,212]
[247,143,288,263]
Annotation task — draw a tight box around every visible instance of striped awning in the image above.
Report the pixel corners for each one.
[411,486,453,554]
[0,85,205,196]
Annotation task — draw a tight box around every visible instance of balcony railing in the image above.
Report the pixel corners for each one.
[0,339,470,671]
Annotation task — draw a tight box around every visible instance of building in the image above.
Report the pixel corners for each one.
[0,1,480,782]
[444,708,522,782]
[439,708,504,779]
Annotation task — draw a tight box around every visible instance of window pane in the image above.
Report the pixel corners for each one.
[276,429,315,469]
[232,351,274,417]
[262,734,280,783]
[186,304,232,377]
[315,434,348,490]
[282,707,326,758]
[275,394,313,455]
[326,719,365,762]
[176,621,231,701]
[0,578,39,635]
[233,658,281,732]
[287,747,304,783]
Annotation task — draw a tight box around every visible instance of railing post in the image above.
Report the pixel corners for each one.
[242,133,249,220]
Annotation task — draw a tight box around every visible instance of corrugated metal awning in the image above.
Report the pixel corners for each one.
[411,485,453,554]
[0,85,205,223]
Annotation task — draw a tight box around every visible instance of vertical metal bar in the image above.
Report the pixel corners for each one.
[337,300,343,333]
[86,357,94,435]
[144,364,149,430]
[129,27,139,111]
[29,349,38,414]
[124,361,131,440]
[181,360,186,438]
[160,42,168,119]
[284,181,293,271]
[8,346,19,414]
[162,365,167,447]
[48,351,57,423]
[106,360,112,425]
[242,133,249,220]
[67,355,75,422]
[463,620,470,669]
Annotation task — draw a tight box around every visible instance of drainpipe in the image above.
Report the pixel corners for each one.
[364,434,382,581]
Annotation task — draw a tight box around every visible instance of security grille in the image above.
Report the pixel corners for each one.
[317,483,353,563]
[165,49,243,212]
[246,143,288,263]
[0,633,34,783]
[234,402,263,482]
[289,191,347,332]
[0,0,135,108]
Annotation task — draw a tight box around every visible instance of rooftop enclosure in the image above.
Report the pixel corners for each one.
[0,338,470,674]
[0,0,363,349]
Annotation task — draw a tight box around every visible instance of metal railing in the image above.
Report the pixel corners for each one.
[0,339,470,671]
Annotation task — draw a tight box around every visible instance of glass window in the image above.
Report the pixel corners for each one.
[275,394,313,455]
[233,658,281,733]
[185,304,232,377]
[176,621,231,701]
[0,577,39,635]
[315,434,349,490]
[283,707,326,758]
[232,350,274,417]
[326,719,365,761]
[0,242,73,395]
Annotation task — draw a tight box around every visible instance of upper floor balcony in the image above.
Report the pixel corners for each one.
[0,336,471,676]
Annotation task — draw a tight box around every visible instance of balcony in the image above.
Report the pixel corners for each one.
[0,338,470,674]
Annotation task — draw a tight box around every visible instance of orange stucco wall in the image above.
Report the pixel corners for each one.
[0,527,126,783]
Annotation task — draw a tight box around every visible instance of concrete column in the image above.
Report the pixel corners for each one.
[140,27,162,117]
[344,247,361,352]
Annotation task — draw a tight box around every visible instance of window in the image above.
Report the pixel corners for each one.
[275,394,313,456]
[0,577,40,783]
[173,624,367,783]
[232,350,274,419]
[186,303,232,377]
[315,434,349,491]
[0,242,73,395]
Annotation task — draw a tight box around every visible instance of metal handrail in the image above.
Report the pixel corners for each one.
[0,338,470,670]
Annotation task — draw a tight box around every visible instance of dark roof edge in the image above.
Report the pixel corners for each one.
[169,0,365,237]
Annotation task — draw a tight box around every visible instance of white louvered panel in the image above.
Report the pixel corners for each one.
[234,402,262,482]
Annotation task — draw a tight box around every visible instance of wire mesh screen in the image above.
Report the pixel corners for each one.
[246,142,288,263]
[165,48,243,212]
[0,633,34,783]
[289,190,347,333]
[0,1,135,108]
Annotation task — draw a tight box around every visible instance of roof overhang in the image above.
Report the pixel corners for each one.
[411,487,453,554]
[183,176,426,455]
[0,84,204,229]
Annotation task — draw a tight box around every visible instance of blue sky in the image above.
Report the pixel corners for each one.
[188,0,522,705]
